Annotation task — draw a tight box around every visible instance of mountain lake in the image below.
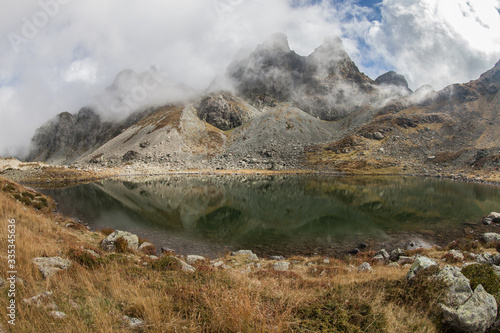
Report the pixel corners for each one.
[38,175,500,258]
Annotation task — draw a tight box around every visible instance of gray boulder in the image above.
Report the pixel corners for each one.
[397,256,415,265]
[406,256,437,279]
[186,255,206,265]
[436,265,473,308]
[358,262,373,272]
[487,212,500,221]
[446,250,465,262]
[48,311,67,320]
[476,253,495,265]
[231,250,259,262]
[273,261,291,272]
[32,257,71,278]
[101,230,139,251]
[481,233,500,243]
[122,315,145,329]
[390,248,405,262]
[441,284,497,333]
[491,265,500,278]
[375,249,390,261]
[171,257,196,273]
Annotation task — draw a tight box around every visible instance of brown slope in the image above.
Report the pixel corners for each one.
[305,59,500,175]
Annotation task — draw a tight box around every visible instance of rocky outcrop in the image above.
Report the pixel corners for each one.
[227,33,375,120]
[436,265,473,308]
[440,284,497,333]
[27,107,149,164]
[231,250,259,261]
[273,261,291,271]
[358,262,373,272]
[186,255,206,265]
[481,233,500,243]
[406,256,437,279]
[196,93,259,131]
[403,260,499,332]
[32,257,71,278]
[375,71,411,92]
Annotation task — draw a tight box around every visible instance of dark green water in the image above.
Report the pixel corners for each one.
[40,175,500,258]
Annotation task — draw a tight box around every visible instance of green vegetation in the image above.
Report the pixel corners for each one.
[151,256,182,271]
[68,247,104,269]
[295,291,386,332]
[462,263,500,305]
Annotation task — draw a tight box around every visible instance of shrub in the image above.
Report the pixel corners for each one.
[294,293,386,332]
[447,238,479,252]
[68,247,103,269]
[33,202,44,210]
[441,253,463,264]
[151,256,181,271]
[114,237,129,253]
[139,243,156,255]
[462,264,500,305]
[19,196,32,205]
[386,266,447,312]
[22,191,35,199]
[2,183,15,192]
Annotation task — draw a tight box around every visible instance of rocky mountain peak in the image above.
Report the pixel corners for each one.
[307,36,348,70]
[375,71,411,91]
[255,32,291,54]
[226,33,376,117]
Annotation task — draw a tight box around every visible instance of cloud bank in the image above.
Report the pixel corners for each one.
[0,0,499,158]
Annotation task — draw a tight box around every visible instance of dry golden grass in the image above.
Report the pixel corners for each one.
[0,176,456,332]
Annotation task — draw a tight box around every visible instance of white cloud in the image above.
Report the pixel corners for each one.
[364,0,500,89]
[0,0,499,158]
[64,58,98,84]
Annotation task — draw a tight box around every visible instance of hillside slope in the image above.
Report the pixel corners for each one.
[306,60,500,175]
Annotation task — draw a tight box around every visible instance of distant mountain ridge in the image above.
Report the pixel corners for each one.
[26,34,500,174]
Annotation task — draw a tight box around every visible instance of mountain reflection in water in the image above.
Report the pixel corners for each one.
[40,175,500,257]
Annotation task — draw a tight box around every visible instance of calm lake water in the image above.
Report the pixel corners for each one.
[40,175,500,258]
